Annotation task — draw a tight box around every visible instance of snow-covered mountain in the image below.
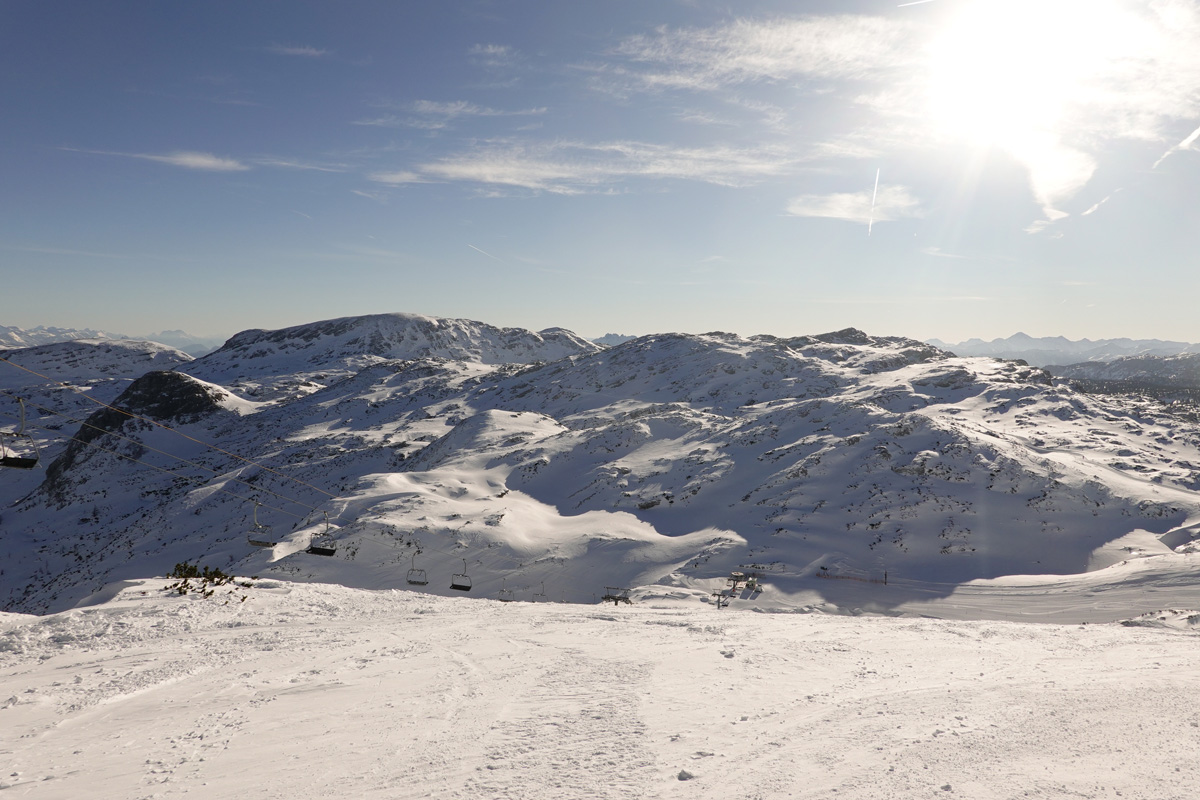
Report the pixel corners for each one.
[0,338,192,389]
[178,312,602,402]
[0,324,128,349]
[1,325,224,357]
[928,332,1200,367]
[1052,353,1200,389]
[593,332,638,346]
[4,314,1199,614]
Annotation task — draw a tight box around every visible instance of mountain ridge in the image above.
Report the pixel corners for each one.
[3,313,1198,614]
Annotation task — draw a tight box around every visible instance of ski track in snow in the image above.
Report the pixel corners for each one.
[3,580,1200,799]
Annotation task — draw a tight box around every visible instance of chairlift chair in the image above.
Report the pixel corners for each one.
[306,512,337,557]
[497,578,514,603]
[1,398,40,470]
[246,502,279,547]
[531,582,548,602]
[406,551,429,586]
[449,558,472,591]
[601,586,632,605]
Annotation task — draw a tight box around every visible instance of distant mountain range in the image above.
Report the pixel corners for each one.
[927,333,1200,368]
[3,312,1198,614]
[0,325,225,356]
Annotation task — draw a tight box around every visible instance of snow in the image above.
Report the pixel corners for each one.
[6,314,1200,796]
[3,577,1200,799]
[6,318,1200,616]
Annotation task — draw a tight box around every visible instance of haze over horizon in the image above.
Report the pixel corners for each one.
[3,1,1199,342]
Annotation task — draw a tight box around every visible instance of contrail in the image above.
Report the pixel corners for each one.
[467,244,505,263]
[868,168,880,237]
[898,0,938,6]
[1151,124,1200,169]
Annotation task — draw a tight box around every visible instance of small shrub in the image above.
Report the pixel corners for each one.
[165,561,253,598]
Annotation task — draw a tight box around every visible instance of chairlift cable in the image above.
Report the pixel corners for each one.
[0,356,338,499]
[1,409,305,521]
[41,427,307,520]
[0,391,321,515]
[0,397,40,469]
[4,402,603,599]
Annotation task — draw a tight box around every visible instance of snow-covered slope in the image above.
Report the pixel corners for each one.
[5,318,1199,615]
[1052,353,1200,388]
[3,577,1200,799]
[0,338,191,389]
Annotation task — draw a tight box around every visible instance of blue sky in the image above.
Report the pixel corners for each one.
[3,0,1199,343]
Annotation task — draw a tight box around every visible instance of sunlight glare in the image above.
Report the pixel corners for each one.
[926,0,1139,150]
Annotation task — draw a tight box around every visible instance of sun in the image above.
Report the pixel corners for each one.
[924,0,1143,151]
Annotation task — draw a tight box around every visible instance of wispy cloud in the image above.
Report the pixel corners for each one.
[593,5,1200,232]
[350,114,409,128]
[366,170,425,185]
[62,147,250,172]
[374,140,800,194]
[350,189,389,203]
[138,151,250,171]
[920,246,968,259]
[469,44,519,69]
[63,147,355,174]
[607,16,915,92]
[267,44,331,58]
[785,185,922,225]
[252,157,346,173]
[352,100,547,130]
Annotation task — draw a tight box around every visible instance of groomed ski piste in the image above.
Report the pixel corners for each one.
[3,556,1200,800]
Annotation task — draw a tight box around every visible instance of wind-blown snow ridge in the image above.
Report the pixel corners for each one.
[3,315,1200,615]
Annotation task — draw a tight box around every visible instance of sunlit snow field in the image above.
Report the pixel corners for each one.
[4,563,1200,800]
